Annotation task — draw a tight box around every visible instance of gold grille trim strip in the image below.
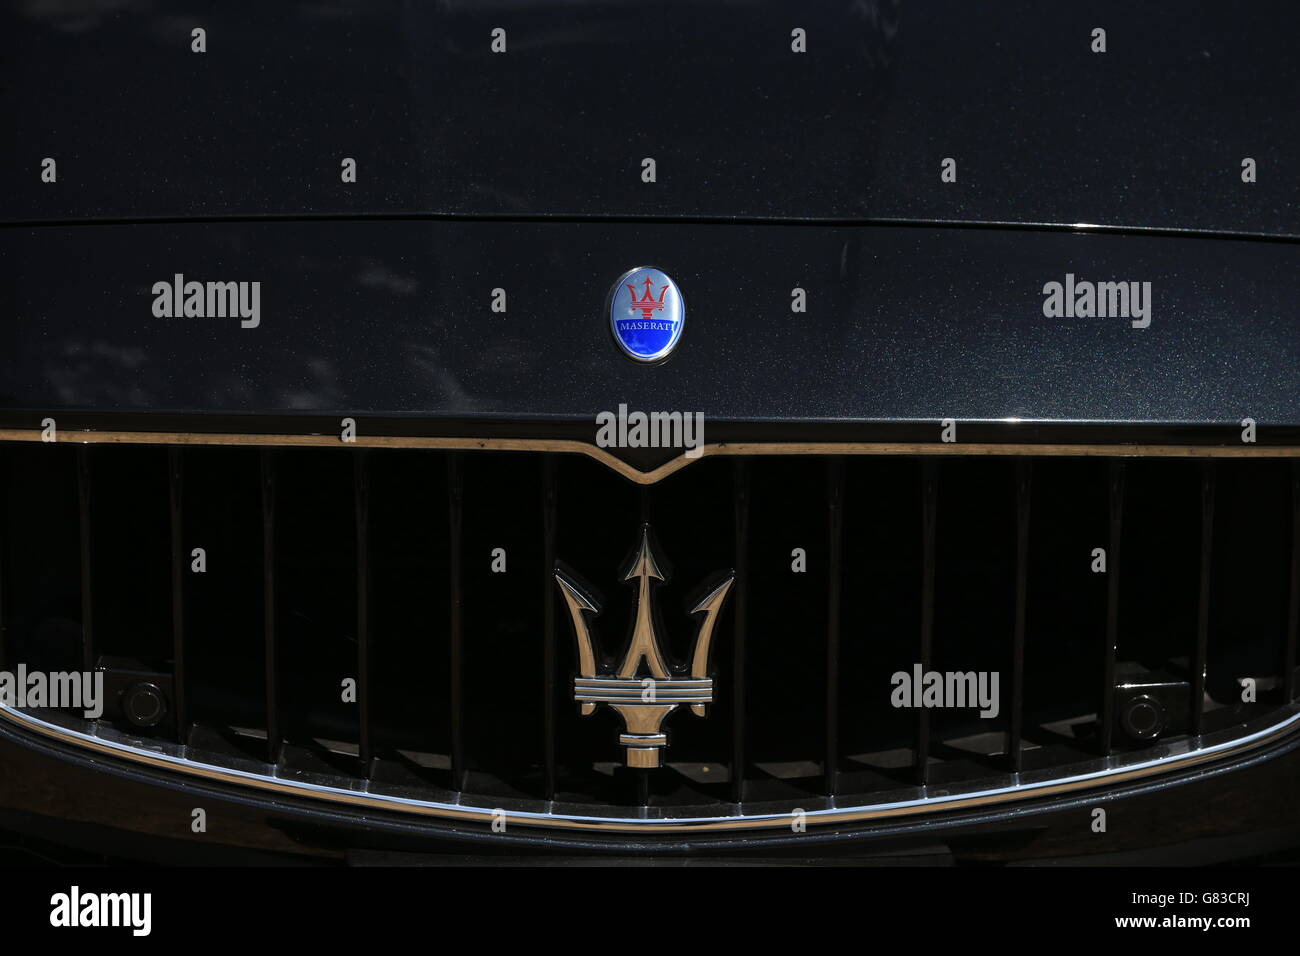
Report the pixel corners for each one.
[0,428,1296,485]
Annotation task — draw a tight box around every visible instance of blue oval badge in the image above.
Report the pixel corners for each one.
[609,267,685,363]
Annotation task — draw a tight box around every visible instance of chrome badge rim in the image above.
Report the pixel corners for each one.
[608,266,685,363]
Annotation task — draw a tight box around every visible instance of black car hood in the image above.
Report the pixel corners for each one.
[1,1,1297,440]
[3,0,1297,237]
[1,218,1297,441]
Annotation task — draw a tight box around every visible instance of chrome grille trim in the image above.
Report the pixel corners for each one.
[3,703,1296,833]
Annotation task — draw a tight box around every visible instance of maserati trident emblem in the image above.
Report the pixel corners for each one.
[608,266,685,362]
[555,525,733,768]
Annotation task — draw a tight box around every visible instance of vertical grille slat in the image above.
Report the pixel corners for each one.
[76,446,94,674]
[260,448,280,764]
[457,452,548,797]
[825,457,844,797]
[1100,460,1126,756]
[168,447,187,743]
[731,458,750,805]
[1008,458,1031,774]
[1288,461,1300,701]
[637,481,651,809]
[916,458,937,787]
[1193,461,1216,734]
[0,449,6,669]
[541,454,558,802]
[354,451,372,773]
[446,451,465,792]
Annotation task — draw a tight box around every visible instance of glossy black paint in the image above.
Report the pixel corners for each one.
[2,0,1297,236]
[1,220,1297,429]
[2,0,1298,866]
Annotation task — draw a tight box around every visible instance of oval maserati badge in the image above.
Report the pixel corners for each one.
[609,267,685,363]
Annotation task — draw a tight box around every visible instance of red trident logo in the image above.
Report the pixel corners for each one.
[625,275,669,322]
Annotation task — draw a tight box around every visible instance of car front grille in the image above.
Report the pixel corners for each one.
[1,434,1297,833]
